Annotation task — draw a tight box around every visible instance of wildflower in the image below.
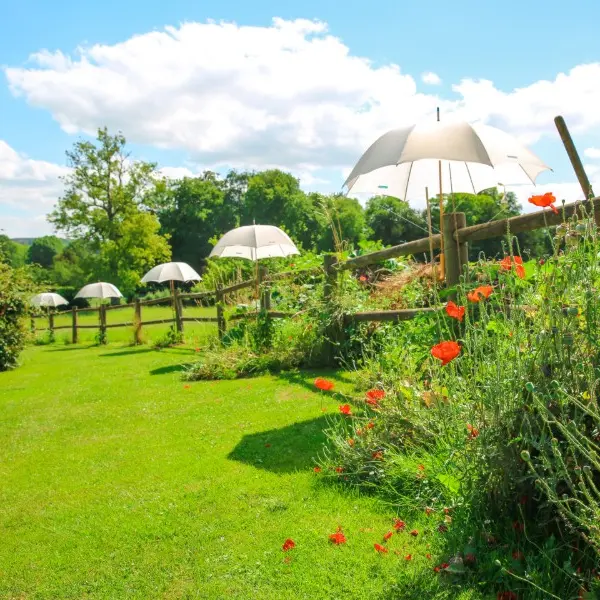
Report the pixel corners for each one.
[355,428,363,436]
[410,529,419,537]
[466,424,479,440]
[366,398,380,408]
[283,555,292,564]
[433,566,441,573]
[359,275,368,282]
[425,507,434,516]
[393,519,406,531]
[282,538,296,552]
[445,301,465,322]
[426,553,432,560]
[329,528,347,545]
[366,421,375,430]
[443,507,451,515]
[194,347,200,352]
[431,341,461,366]
[512,521,524,533]
[528,192,558,214]
[404,554,412,561]
[438,524,448,533]
[500,255,525,279]
[315,378,334,391]
[339,404,352,416]
[347,438,355,447]
[335,467,344,473]
[313,467,322,473]
[467,285,493,303]
[374,543,388,554]
[440,562,450,569]
[372,451,384,460]
[265,443,272,448]
[465,553,476,565]
[512,550,524,561]
[366,389,385,402]
[383,531,394,541]
[417,464,425,471]
[183,385,191,390]
[497,592,518,600]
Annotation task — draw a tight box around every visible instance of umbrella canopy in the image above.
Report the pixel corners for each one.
[74,282,123,299]
[209,225,300,261]
[141,262,201,284]
[344,120,551,201]
[30,293,69,308]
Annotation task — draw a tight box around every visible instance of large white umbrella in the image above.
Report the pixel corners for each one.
[141,262,201,284]
[209,225,300,261]
[30,293,69,308]
[74,282,123,299]
[344,120,551,201]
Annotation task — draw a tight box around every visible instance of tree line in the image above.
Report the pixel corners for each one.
[1,128,551,298]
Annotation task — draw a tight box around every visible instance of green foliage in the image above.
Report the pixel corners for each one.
[366,196,429,248]
[0,235,27,267]
[0,263,36,370]
[26,235,64,268]
[152,325,184,349]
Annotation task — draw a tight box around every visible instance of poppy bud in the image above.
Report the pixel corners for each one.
[494,559,502,567]
[520,450,530,462]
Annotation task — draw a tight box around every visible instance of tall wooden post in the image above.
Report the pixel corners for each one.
[48,311,55,335]
[134,299,142,345]
[216,283,226,342]
[71,307,78,344]
[258,266,270,311]
[443,212,468,289]
[174,288,184,333]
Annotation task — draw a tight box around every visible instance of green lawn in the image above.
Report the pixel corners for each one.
[0,344,481,599]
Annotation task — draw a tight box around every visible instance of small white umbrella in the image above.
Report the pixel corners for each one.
[74,282,123,299]
[209,225,300,261]
[30,293,69,308]
[344,120,551,200]
[141,262,201,284]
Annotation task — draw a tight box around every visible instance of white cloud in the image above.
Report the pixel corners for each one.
[421,71,442,85]
[584,147,600,159]
[0,141,69,237]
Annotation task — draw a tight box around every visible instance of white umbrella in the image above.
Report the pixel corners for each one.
[74,282,123,299]
[344,120,551,201]
[30,293,69,308]
[141,262,201,284]
[209,225,300,261]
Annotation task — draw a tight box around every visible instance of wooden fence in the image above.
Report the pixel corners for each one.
[32,267,321,344]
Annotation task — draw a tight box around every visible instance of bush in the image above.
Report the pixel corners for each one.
[0,263,36,371]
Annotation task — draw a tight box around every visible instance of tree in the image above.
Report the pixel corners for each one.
[156,175,238,272]
[0,235,27,267]
[49,128,171,295]
[27,236,64,269]
[365,196,428,247]
[317,195,367,252]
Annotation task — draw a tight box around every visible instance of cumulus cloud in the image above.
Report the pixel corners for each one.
[421,72,442,85]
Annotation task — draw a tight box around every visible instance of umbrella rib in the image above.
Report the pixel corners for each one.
[402,162,413,201]
[464,162,477,194]
[519,163,536,185]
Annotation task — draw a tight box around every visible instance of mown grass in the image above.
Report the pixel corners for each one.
[0,344,486,599]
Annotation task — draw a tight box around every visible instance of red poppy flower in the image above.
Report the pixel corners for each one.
[335,466,344,473]
[528,192,558,214]
[438,524,448,533]
[426,553,432,560]
[183,385,191,389]
[329,530,347,545]
[366,421,375,430]
[372,451,383,460]
[283,555,292,564]
[359,275,368,282]
[467,285,493,303]
[445,301,465,322]
[366,389,385,402]
[315,378,334,391]
[431,341,461,366]
[500,255,526,279]
[465,553,476,564]
[512,521,524,533]
[355,428,363,436]
[194,347,201,352]
[282,538,296,552]
[425,507,434,516]
[339,404,352,415]
[466,424,479,440]
[410,529,419,537]
[393,519,405,531]
[347,438,355,447]
[374,543,388,554]
[512,550,524,561]
[383,531,394,541]
[365,398,379,408]
[404,554,412,560]
[433,566,441,573]
[417,464,425,471]
[441,562,450,569]
[443,507,451,515]
[313,467,322,473]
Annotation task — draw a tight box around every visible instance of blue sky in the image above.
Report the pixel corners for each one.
[2,0,600,236]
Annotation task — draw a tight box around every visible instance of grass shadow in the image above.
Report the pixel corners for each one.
[227,414,342,474]
[47,345,96,352]
[276,369,355,396]
[149,363,194,376]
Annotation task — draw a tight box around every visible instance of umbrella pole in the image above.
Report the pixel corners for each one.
[436,107,445,282]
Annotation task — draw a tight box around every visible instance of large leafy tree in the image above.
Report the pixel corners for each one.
[26,235,64,269]
[365,196,428,247]
[317,194,367,252]
[49,128,171,295]
[0,235,27,267]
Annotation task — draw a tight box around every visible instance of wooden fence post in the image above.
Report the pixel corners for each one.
[99,304,107,344]
[258,266,271,311]
[48,311,54,335]
[71,307,78,344]
[443,212,468,288]
[216,283,226,342]
[134,299,142,344]
[323,254,338,303]
[323,254,341,365]
[174,289,184,333]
